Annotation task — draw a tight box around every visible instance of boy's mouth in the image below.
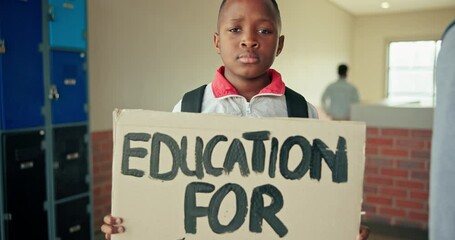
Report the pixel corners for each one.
[238,53,259,64]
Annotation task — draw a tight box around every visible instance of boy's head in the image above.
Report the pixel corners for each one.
[214,0,285,81]
[218,0,282,31]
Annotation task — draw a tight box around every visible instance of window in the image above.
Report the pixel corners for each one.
[387,40,441,104]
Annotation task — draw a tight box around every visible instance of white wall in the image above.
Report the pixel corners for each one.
[88,0,220,131]
[88,0,354,131]
[351,8,455,102]
[277,0,353,106]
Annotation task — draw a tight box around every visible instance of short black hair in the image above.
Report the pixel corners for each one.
[218,0,281,27]
[219,0,280,15]
[338,64,348,77]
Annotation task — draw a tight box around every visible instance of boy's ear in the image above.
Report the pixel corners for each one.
[276,35,285,56]
[214,32,221,54]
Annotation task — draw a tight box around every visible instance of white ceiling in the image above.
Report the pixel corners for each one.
[329,0,455,16]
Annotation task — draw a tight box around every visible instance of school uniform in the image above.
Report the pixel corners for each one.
[173,66,318,118]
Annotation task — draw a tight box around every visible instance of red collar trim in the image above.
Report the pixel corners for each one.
[212,66,286,98]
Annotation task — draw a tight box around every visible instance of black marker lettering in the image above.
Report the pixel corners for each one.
[121,133,151,177]
[250,184,288,237]
[208,183,248,234]
[279,136,311,180]
[223,139,249,177]
[243,131,270,173]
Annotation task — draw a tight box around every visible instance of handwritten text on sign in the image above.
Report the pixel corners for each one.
[111,110,365,240]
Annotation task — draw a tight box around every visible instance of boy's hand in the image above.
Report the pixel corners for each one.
[101,215,125,240]
[357,225,370,240]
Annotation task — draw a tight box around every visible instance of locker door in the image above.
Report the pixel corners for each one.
[56,197,90,240]
[50,51,87,124]
[53,126,88,199]
[3,131,48,240]
[48,0,86,49]
[0,0,45,130]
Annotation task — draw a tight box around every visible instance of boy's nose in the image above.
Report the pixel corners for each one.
[241,40,259,48]
[241,34,259,48]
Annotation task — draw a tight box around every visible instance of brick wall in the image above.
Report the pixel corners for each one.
[363,127,431,229]
[91,130,114,232]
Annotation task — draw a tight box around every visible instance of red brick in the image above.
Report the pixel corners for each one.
[411,130,432,139]
[396,139,425,149]
[381,129,410,137]
[93,173,112,185]
[92,130,113,141]
[94,194,111,206]
[365,166,379,175]
[380,207,406,217]
[103,183,113,192]
[367,138,394,146]
[104,205,112,213]
[379,188,407,198]
[95,152,114,162]
[366,146,379,155]
[381,168,409,178]
[411,170,429,180]
[409,211,429,221]
[366,157,394,167]
[396,160,425,170]
[367,127,379,136]
[366,176,394,186]
[95,161,113,174]
[395,180,425,189]
[362,204,378,215]
[92,143,102,154]
[363,185,379,194]
[92,165,100,174]
[410,191,429,200]
[381,148,409,158]
[411,150,431,160]
[101,141,113,153]
[396,200,424,210]
[366,196,393,206]
[93,186,102,196]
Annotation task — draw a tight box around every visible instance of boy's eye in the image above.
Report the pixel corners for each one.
[258,29,272,34]
[228,28,241,33]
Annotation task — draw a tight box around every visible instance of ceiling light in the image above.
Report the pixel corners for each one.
[381,2,390,9]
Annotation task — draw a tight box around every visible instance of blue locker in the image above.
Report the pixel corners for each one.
[48,0,86,49]
[0,0,45,130]
[50,50,87,124]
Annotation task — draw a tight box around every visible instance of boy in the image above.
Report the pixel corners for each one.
[171,0,318,117]
[102,0,368,239]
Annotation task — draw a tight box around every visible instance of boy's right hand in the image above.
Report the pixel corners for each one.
[101,215,125,240]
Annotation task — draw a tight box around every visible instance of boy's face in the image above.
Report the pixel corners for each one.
[214,0,284,81]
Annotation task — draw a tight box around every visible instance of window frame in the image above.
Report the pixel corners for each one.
[385,37,442,104]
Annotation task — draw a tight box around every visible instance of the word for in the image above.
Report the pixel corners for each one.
[185,182,288,237]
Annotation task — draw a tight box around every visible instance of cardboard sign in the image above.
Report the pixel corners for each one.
[111,110,366,240]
